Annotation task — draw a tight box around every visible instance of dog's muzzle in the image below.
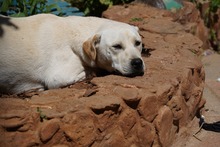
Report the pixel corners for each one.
[130,58,144,76]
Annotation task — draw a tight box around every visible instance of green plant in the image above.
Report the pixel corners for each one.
[205,0,220,52]
[130,17,143,22]
[191,0,220,52]
[204,0,220,27]
[67,0,133,16]
[37,107,48,122]
[0,0,61,17]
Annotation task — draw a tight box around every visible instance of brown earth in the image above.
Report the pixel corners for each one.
[0,2,207,147]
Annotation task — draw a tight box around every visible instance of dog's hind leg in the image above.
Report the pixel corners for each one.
[12,82,45,94]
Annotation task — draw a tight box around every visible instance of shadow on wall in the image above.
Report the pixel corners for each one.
[0,15,18,37]
[200,117,220,133]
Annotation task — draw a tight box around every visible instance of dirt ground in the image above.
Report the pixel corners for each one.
[1,2,218,147]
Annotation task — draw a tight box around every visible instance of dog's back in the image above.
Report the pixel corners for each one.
[0,14,65,93]
[0,14,103,94]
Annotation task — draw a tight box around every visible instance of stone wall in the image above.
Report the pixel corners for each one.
[0,3,205,147]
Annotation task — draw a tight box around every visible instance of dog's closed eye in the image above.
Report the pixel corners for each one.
[112,44,123,50]
[135,40,141,46]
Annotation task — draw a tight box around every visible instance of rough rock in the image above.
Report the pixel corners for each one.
[0,3,205,147]
[168,1,210,50]
[39,119,60,142]
[153,106,176,147]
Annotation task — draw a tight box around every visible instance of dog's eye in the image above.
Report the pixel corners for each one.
[113,44,123,50]
[135,41,141,46]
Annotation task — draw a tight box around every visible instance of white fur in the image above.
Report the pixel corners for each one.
[0,14,144,94]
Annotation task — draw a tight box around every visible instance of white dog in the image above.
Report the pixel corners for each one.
[0,14,145,94]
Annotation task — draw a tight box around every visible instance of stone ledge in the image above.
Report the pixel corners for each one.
[0,3,205,147]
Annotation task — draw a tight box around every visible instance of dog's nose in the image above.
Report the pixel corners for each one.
[131,58,143,70]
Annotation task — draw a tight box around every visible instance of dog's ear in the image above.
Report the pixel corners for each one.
[133,25,139,32]
[83,34,101,61]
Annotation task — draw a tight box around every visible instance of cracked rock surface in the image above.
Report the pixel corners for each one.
[0,3,206,147]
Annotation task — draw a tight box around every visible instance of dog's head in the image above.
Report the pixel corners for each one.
[83,23,145,77]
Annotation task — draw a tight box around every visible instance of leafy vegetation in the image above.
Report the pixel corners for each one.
[37,107,48,122]
[205,0,220,52]
[191,0,220,51]
[0,0,61,16]
[0,0,134,17]
[130,17,143,22]
[67,0,134,16]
